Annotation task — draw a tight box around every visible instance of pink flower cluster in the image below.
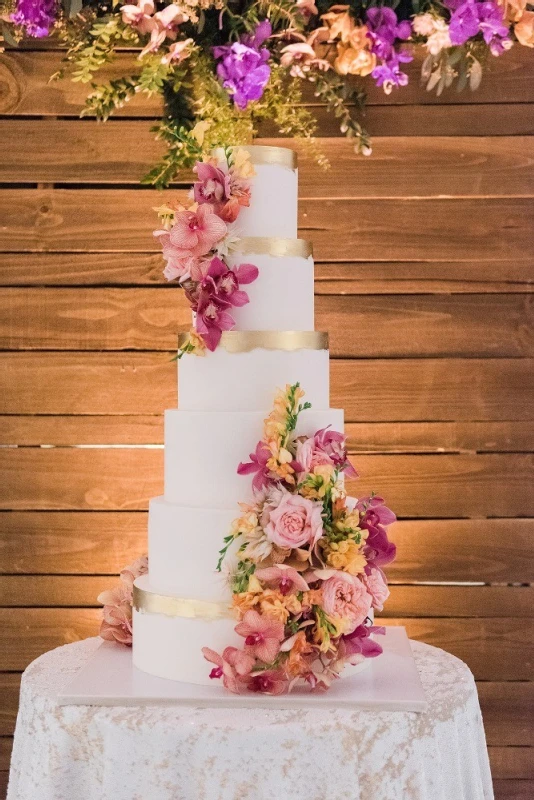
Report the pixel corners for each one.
[154,148,259,352]
[97,556,148,646]
[121,0,194,62]
[204,384,396,694]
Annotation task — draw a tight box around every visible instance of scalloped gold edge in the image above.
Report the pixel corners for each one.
[212,145,297,170]
[133,582,232,620]
[235,237,312,259]
[178,331,328,354]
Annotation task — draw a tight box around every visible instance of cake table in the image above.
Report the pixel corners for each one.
[7,637,494,800]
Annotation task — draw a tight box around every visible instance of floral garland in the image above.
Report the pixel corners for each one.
[3,1,532,185]
[154,145,259,355]
[203,383,396,694]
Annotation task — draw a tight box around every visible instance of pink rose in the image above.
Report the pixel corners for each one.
[322,573,372,632]
[363,567,390,612]
[264,492,323,549]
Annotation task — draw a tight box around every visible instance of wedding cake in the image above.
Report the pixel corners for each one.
[128,145,396,692]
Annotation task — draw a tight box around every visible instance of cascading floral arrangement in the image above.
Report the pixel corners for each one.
[2,0,532,185]
[203,383,396,694]
[154,145,260,355]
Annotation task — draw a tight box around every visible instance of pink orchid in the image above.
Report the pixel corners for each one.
[139,5,189,57]
[357,496,397,568]
[121,0,155,34]
[98,585,134,646]
[202,646,255,693]
[339,624,386,663]
[248,669,288,695]
[255,565,309,595]
[161,38,194,65]
[237,440,273,491]
[119,555,148,590]
[168,204,227,258]
[153,230,198,283]
[316,426,358,477]
[193,162,231,210]
[195,293,235,351]
[235,609,285,664]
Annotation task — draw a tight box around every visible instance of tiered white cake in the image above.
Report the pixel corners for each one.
[132,145,344,685]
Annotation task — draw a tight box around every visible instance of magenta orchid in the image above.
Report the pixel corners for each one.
[237,441,274,491]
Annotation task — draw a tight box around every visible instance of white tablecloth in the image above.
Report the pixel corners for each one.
[7,637,493,800]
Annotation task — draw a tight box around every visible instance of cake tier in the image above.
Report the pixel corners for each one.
[178,332,329,412]
[213,145,297,239]
[164,407,344,508]
[148,497,236,601]
[226,238,314,330]
[132,576,373,685]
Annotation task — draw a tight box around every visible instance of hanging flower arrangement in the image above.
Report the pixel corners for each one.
[3,0,532,184]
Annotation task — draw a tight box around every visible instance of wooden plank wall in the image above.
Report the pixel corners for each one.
[0,45,533,799]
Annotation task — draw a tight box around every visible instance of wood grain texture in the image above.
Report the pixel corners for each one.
[1,578,531,618]
[1,189,532,261]
[1,448,533,516]
[2,354,533,421]
[493,780,534,799]
[2,288,533,357]
[1,48,533,116]
[0,610,531,678]
[2,125,534,198]
[3,416,533,452]
[1,253,533,294]
[1,513,532,582]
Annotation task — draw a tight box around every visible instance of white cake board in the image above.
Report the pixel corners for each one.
[58,627,427,712]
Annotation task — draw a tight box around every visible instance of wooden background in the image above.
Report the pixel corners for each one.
[0,43,533,799]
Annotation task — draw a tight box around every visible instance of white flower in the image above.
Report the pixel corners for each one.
[215,223,242,258]
[412,12,437,37]
[426,20,452,55]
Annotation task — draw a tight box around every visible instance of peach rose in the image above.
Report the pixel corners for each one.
[515,11,534,46]
[264,492,323,549]
[322,573,372,632]
[363,566,390,611]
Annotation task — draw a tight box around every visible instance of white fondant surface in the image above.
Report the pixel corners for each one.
[225,250,314,330]
[220,162,298,238]
[178,347,329,411]
[148,497,237,601]
[164,407,344,508]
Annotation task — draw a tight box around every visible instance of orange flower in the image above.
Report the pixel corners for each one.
[232,592,259,617]
[286,631,314,677]
[516,10,534,45]
[335,41,376,76]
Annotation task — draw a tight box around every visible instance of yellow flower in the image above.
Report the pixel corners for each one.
[259,590,290,623]
[322,537,368,575]
[232,147,256,178]
[190,120,210,145]
[335,41,376,76]
[232,592,259,617]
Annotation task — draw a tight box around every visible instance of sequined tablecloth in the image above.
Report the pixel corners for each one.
[7,637,493,800]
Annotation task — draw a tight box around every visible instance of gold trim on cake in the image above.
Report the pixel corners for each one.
[235,237,312,259]
[178,330,328,353]
[133,583,232,620]
[212,145,297,170]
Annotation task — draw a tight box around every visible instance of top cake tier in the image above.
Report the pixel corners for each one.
[213,145,298,239]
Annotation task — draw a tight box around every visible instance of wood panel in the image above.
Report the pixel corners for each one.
[489,749,534,780]
[2,354,533,421]
[1,513,532,583]
[493,780,534,798]
[1,448,533,516]
[1,578,532,618]
[1,253,534,294]
[2,125,534,199]
[0,609,531,679]
[1,189,532,261]
[2,288,533,357]
[1,48,533,117]
[3,416,534,452]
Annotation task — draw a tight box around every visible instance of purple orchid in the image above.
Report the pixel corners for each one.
[213,20,272,109]
[11,0,57,37]
[340,624,386,662]
[365,7,412,94]
[445,0,511,53]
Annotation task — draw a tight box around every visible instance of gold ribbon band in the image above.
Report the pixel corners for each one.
[212,145,297,171]
[178,330,328,353]
[133,583,232,621]
[235,237,312,259]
